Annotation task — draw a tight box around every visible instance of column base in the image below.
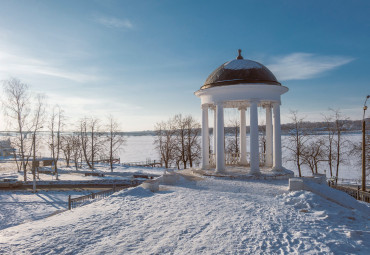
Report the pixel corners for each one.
[272,166,284,172]
[239,160,248,166]
[215,167,225,173]
[265,163,273,168]
[201,165,210,170]
[250,168,260,175]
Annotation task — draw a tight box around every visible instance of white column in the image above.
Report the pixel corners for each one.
[213,107,217,157]
[201,105,209,170]
[239,107,247,165]
[215,102,225,173]
[273,102,283,171]
[249,100,260,174]
[265,104,273,167]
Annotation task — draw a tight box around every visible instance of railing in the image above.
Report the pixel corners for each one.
[225,153,240,165]
[68,185,132,210]
[122,159,162,168]
[209,154,215,167]
[328,182,370,203]
[209,152,266,167]
[94,158,120,164]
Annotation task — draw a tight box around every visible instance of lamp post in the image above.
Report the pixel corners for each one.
[362,95,370,191]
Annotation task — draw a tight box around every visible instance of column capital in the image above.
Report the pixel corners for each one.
[272,101,281,107]
[201,104,209,110]
[238,106,247,111]
[249,98,260,104]
[262,103,272,109]
[214,101,225,107]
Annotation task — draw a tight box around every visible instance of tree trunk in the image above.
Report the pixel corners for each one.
[32,134,37,193]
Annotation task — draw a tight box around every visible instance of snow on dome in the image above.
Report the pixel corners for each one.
[201,50,281,89]
[223,59,262,70]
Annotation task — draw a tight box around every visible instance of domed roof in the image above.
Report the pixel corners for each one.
[201,50,281,90]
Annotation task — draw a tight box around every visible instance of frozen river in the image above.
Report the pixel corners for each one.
[0,133,366,182]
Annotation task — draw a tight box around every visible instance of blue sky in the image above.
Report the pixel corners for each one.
[0,0,369,131]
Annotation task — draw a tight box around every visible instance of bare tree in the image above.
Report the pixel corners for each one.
[79,118,92,168]
[154,114,200,169]
[89,117,102,169]
[302,137,326,174]
[184,115,201,168]
[172,114,201,169]
[286,111,309,177]
[78,117,102,170]
[358,133,370,177]
[49,106,63,179]
[105,116,125,172]
[322,113,336,177]
[174,114,188,168]
[226,116,240,155]
[61,134,73,167]
[332,109,350,184]
[2,78,31,181]
[154,119,177,168]
[30,94,46,192]
[71,133,82,171]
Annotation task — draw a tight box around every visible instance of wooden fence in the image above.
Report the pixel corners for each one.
[122,159,162,168]
[93,158,120,164]
[328,183,370,203]
[68,185,132,210]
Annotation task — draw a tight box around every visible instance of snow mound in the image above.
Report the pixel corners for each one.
[114,186,154,198]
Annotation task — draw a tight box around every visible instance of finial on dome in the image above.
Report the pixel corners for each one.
[236,49,243,60]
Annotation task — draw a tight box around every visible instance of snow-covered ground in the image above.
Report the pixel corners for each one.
[0,133,368,254]
[0,189,100,231]
[0,163,165,182]
[0,173,369,254]
[0,164,166,235]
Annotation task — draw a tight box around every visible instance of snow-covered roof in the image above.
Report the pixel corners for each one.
[201,50,281,89]
[223,59,262,70]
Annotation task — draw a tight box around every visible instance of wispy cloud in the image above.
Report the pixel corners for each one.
[267,53,354,81]
[0,51,99,83]
[96,16,133,29]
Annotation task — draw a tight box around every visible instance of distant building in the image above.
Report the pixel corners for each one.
[0,139,15,157]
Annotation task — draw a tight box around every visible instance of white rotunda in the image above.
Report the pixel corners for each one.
[195,50,288,174]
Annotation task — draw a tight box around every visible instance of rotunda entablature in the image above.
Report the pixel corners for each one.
[194,83,288,107]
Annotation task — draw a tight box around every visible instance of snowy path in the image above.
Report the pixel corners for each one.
[0,176,369,254]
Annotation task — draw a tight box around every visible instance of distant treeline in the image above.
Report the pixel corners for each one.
[1,118,369,137]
